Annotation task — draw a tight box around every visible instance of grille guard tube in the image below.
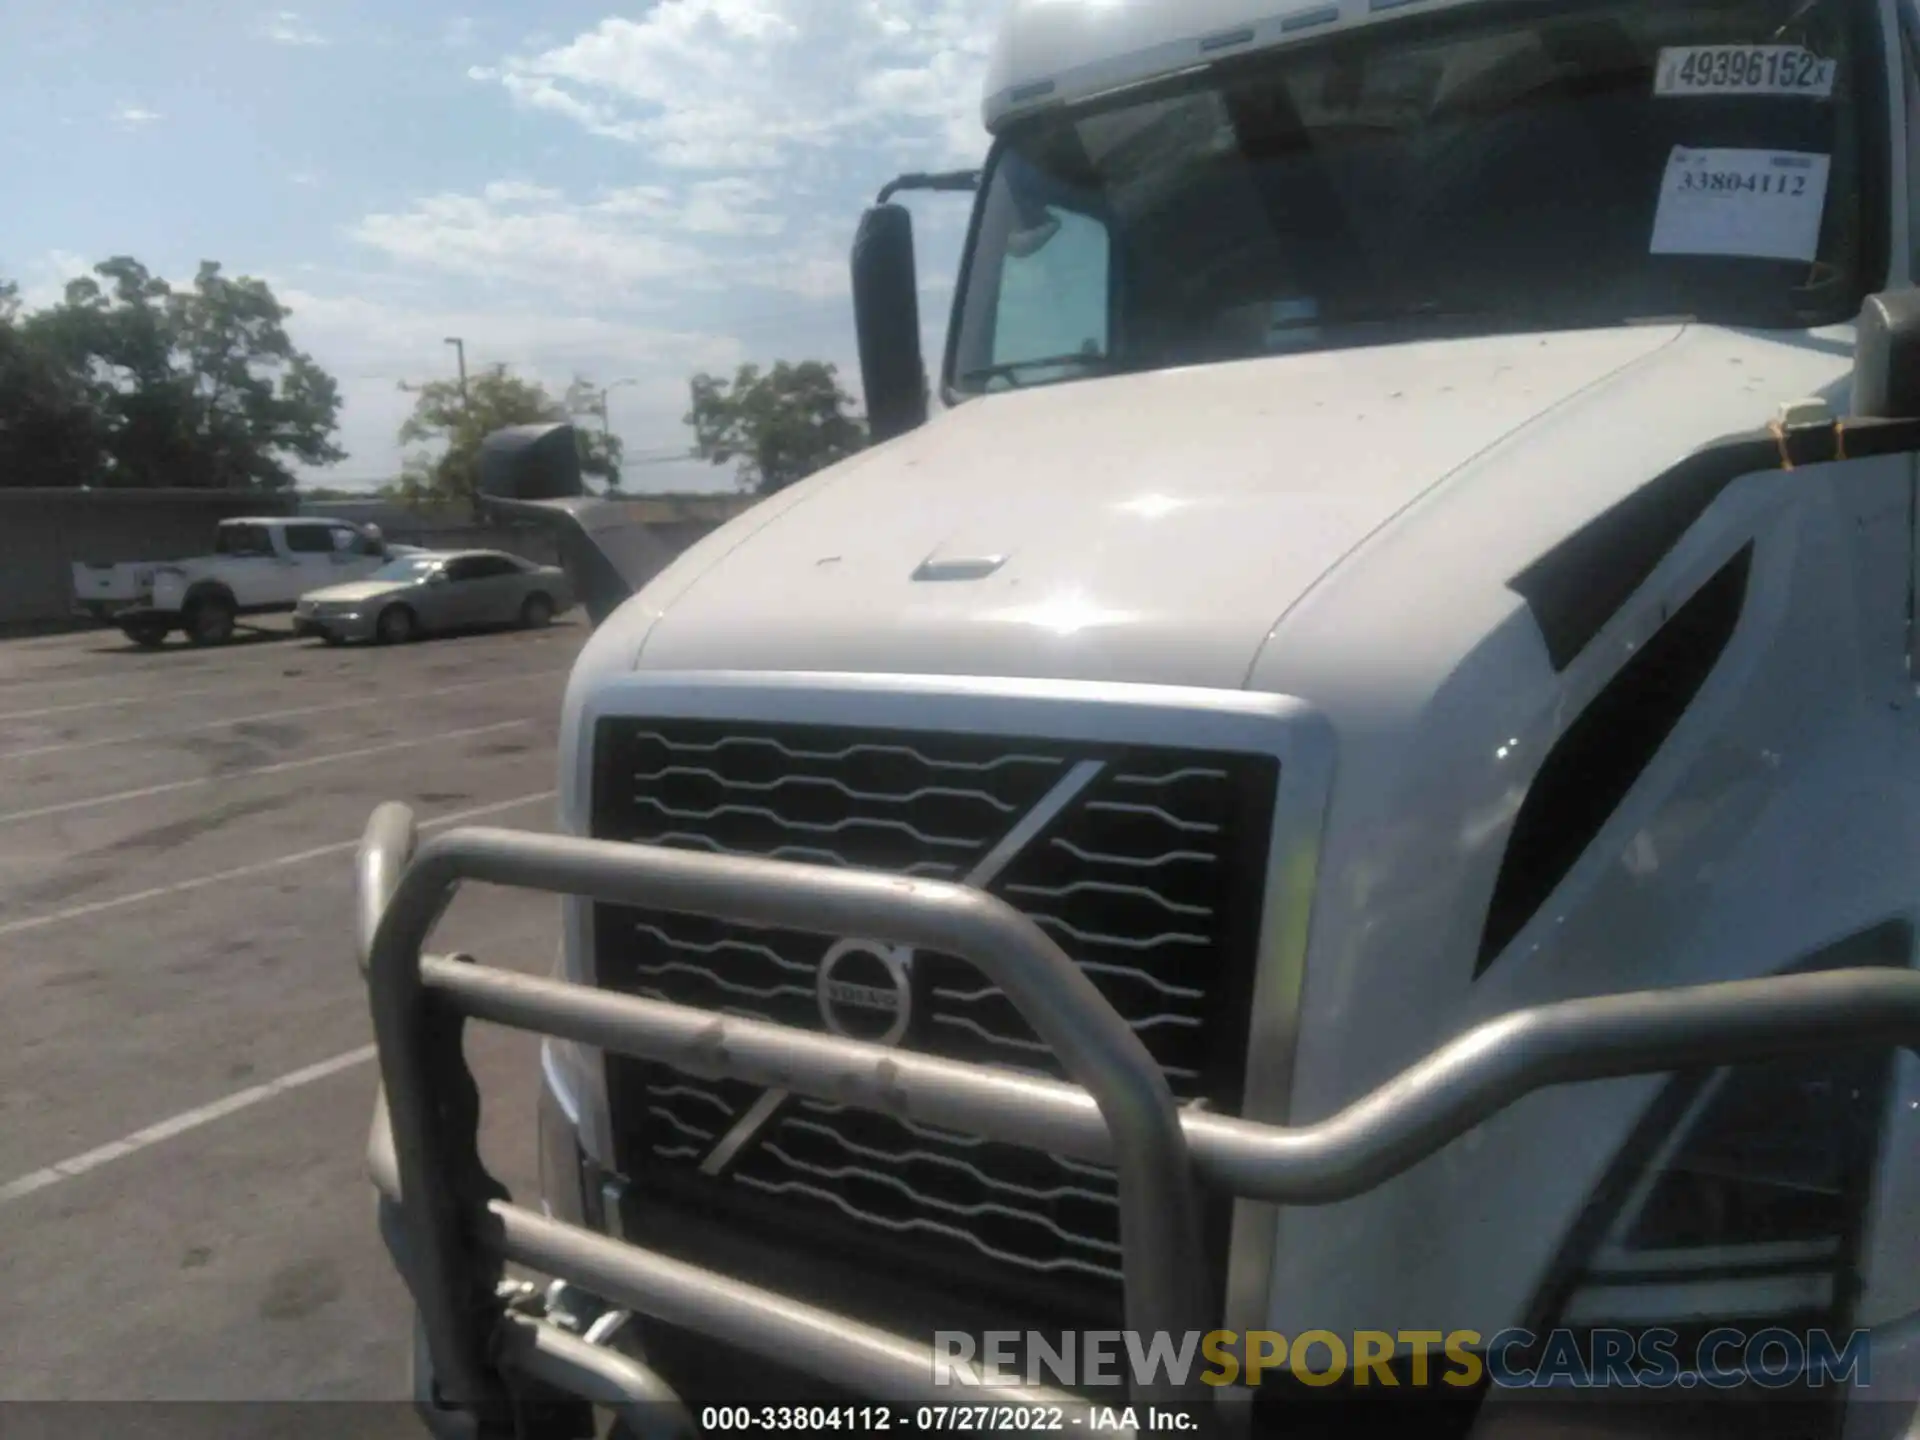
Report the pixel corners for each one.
[358,804,1920,1432]
[364,807,1212,1418]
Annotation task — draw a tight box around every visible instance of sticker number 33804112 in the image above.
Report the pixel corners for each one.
[1655,45,1836,98]
[1650,148,1831,263]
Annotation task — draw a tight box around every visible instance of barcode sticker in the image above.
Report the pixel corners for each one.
[1655,45,1835,98]
[1649,147,1830,262]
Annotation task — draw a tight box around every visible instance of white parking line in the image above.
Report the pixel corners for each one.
[0,687,235,723]
[0,648,559,719]
[0,719,532,828]
[0,667,570,762]
[0,789,555,940]
[0,624,577,697]
[0,673,368,722]
[0,1046,379,1207]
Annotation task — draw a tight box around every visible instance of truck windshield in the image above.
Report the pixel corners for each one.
[951,0,1880,395]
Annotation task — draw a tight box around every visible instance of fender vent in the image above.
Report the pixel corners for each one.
[1476,545,1753,975]
[1520,920,1909,1389]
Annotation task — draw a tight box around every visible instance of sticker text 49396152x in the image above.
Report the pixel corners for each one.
[1654,45,1837,100]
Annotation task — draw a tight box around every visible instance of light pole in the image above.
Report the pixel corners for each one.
[597,378,640,493]
[444,337,474,520]
[600,377,640,438]
[444,337,469,410]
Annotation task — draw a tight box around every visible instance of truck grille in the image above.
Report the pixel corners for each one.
[590,716,1278,1320]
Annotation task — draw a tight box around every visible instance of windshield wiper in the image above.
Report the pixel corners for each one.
[959,352,1116,388]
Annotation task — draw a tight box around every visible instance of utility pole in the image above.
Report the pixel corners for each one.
[444,337,469,410]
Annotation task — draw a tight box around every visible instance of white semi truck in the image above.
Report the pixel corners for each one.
[357,1,1920,1435]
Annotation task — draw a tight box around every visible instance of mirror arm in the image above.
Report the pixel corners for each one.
[875,170,980,205]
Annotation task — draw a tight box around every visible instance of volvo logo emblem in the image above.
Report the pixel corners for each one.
[815,938,914,1048]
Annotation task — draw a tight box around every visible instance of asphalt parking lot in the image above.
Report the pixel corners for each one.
[0,614,587,1411]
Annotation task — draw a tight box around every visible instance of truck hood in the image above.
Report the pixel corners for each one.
[631,323,1808,688]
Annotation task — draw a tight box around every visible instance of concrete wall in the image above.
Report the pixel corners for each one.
[0,488,761,629]
[300,492,755,551]
[405,525,561,567]
[0,489,298,629]
[299,493,758,591]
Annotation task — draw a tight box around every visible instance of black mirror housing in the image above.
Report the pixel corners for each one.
[1853,289,1920,419]
[474,422,673,629]
[479,422,585,501]
[851,203,929,445]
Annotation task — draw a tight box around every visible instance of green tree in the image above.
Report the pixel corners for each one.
[394,364,623,513]
[685,360,866,496]
[7,257,344,489]
[0,282,102,488]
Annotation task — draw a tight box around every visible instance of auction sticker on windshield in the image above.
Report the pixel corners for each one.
[1649,147,1830,263]
[1654,45,1835,98]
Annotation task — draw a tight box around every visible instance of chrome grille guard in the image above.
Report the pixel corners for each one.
[357,802,1920,1440]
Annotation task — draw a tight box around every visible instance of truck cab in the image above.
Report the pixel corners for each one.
[362,1,1920,1435]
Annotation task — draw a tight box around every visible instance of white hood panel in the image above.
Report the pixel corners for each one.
[635,327,1687,687]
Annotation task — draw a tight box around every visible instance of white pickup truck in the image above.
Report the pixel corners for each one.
[72,515,408,647]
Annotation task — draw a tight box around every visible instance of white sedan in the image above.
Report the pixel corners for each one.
[293,550,574,645]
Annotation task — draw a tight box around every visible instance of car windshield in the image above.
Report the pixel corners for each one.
[951,0,1880,395]
[367,556,442,583]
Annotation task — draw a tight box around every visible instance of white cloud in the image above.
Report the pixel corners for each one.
[349,188,715,301]
[681,179,785,237]
[480,179,566,205]
[16,251,93,310]
[476,0,1001,170]
[256,10,328,46]
[278,287,743,380]
[423,3,1000,319]
[347,177,803,300]
[271,283,751,488]
[113,105,163,127]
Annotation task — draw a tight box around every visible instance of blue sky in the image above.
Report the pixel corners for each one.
[1,0,1002,493]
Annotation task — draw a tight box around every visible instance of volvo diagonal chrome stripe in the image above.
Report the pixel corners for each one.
[694,758,1106,1180]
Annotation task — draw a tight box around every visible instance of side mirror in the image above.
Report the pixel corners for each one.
[851,203,928,444]
[475,422,674,628]
[478,422,584,502]
[1853,289,1920,418]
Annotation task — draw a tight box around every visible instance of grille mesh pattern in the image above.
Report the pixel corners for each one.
[591,717,1278,1309]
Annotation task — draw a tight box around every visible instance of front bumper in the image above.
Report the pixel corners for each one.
[358,808,1920,1439]
[294,610,376,642]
